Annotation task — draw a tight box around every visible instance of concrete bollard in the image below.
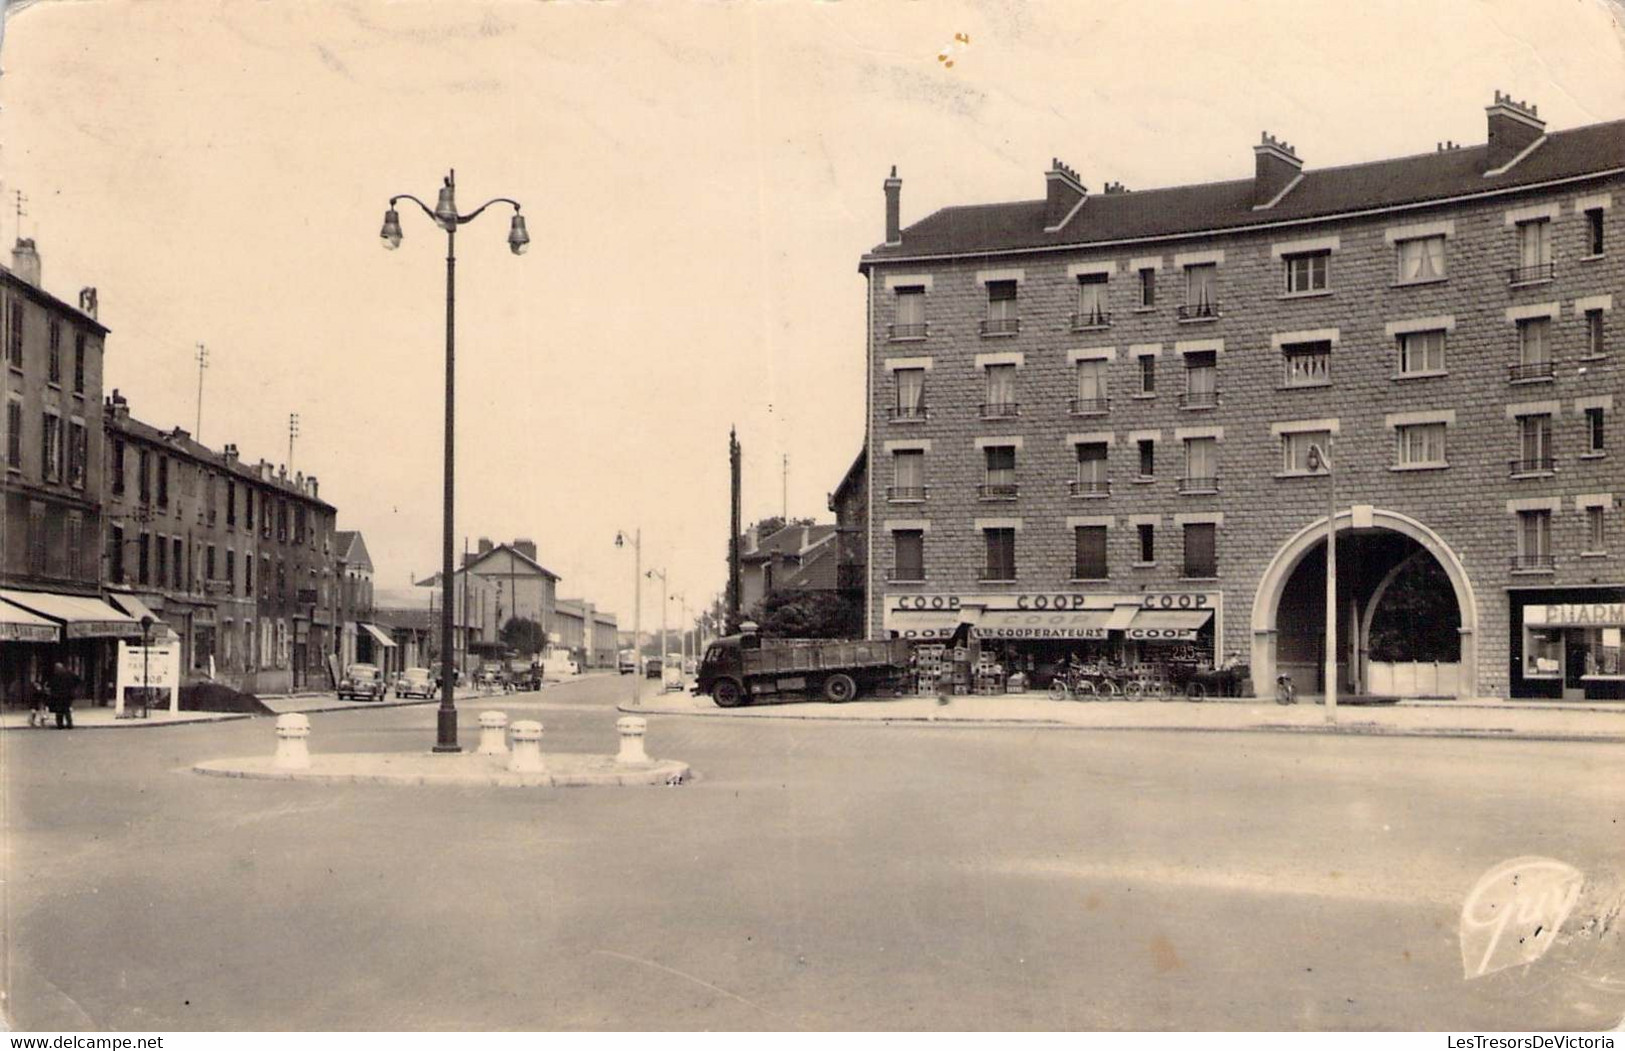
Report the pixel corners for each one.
[477,710,509,756]
[616,716,649,765]
[508,720,545,774]
[273,713,311,770]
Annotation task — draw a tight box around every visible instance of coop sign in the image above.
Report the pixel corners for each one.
[888,592,1213,613]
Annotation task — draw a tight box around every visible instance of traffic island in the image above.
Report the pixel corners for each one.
[190,712,691,787]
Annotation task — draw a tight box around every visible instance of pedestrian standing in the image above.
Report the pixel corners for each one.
[47,661,80,729]
[26,673,48,728]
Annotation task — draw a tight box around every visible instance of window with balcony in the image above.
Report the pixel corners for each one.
[1586,407,1606,455]
[1281,430,1331,475]
[1513,414,1554,475]
[1283,251,1328,295]
[983,280,1019,336]
[1587,208,1606,257]
[40,412,61,483]
[1396,235,1446,284]
[1074,526,1108,580]
[981,445,1017,500]
[1180,263,1218,319]
[5,399,20,473]
[1512,317,1553,382]
[892,530,925,582]
[1138,268,1156,309]
[1137,439,1155,480]
[1072,442,1109,497]
[1073,273,1110,329]
[1281,341,1330,387]
[1182,522,1217,578]
[1584,309,1606,360]
[890,449,926,502]
[1396,422,1447,468]
[1182,351,1218,409]
[1514,509,1553,571]
[1512,219,1553,284]
[1398,329,1446,376]
[1138,354,1156,396]
[1137,523,1155,564]
[982,527,1016,581]
[47,321,61,385]
[891,287,927,340]
[892,368,926,421]
[982,363,1018,418]
[1071,359,1108,415]
[1181,437,1218,493]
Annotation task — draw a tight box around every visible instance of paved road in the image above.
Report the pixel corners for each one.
[5,673,1623,1031]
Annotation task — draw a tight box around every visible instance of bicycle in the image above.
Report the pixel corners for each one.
[1275,674,1297,705]
[1047,668,1098,701]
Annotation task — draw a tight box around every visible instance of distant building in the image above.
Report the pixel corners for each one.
[829,448,869,609]
[460,537,559,637]
[736,522,839,613]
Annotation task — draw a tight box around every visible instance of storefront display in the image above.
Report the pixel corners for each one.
[1511,591,1625,700]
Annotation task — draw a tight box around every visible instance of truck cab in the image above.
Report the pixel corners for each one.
[695,633,752,707]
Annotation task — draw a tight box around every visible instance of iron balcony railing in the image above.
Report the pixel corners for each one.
[1509,456,1556,475]
[980,317,1021,337]
[887,570,927,583]
[1068,396,1110,415]
[1070,310,1111,331]
[1508,361,1555,382]
[979,402,1021,419]
[1177,302,1221,320]
[978,483,1020,500]
[890,403,929,421]
[886,486,928,502]
[1178,389,1220,409]
[1178,474,1220,494]
[1069,479,1111,497]
[1509,554,1556,571]
[888,322,929,341]
[1508,262,1555,285]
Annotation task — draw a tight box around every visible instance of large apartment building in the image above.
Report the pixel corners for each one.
[858,94,1623,701]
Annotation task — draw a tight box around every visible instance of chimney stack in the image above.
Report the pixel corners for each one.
[307,475,318,499]
[1044,158,1088,232]
[106,389,130,421]
[1485,91,1545,171]
[78,287,98,319]
[1252,132,1303,208]
[883,166,902,246]
[222,443,239,462]
[11,238,40,286]
[478,537,494,556]
[513,538,538,562]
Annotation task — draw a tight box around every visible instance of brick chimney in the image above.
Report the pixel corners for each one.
[1044,158,1087,232]
[883,166,902,246]
[478,537,494,556]
[513,538,538,562]
[1485,91,1545,171]
[106,389,130,421]
[1252,132,1303,208]
[78,287,98,319]
[307,475,318,499]
[222,443,239,462]
[11,238,40,286]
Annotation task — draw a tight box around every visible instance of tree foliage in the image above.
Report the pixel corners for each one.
[1366,556,1461,662]
[750,589,862,639]
[499,616,545,656]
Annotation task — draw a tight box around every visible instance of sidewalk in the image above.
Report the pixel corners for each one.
[0,708,249,731]
[624,685,1625,742]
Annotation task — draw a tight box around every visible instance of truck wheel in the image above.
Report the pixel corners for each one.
[713,679,745,708]
[823,673,858,703]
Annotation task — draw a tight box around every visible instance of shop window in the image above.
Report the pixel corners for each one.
[1578,627,1623,679]
[1523,626,1562,679]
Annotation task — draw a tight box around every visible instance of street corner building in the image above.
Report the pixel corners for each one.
[855,94,1625,702]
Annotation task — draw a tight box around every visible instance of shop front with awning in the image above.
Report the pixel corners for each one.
[0,589,143,707]
[357,622,399,672]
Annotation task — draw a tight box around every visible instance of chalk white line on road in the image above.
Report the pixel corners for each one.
[589,948,790,1026]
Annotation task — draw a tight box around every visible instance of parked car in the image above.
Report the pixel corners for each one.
[663,656,686,692]
[394,667,437,700]
[618,649,638,675]
[645,656,663,678]
[338,663,387,702]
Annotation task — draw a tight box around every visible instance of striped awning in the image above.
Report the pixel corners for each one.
[1124,609,1213,641]
[0,589,142,639]
[0,599,60,643]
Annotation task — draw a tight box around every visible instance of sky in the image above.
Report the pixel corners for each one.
[2,0,1623,634]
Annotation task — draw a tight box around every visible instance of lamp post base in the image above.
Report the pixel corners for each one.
[433,708,461,753]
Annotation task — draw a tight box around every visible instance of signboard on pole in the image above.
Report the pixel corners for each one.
[114,640,181,716]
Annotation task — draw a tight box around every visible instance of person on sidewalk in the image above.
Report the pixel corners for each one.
[26,673,49,728]
[47,662,80,729]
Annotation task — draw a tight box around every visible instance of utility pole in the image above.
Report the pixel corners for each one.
[194,343,209,440]
[782,453,789,522]
[728,427,742,633]
[288,413,300,473]
[462,536,470,678]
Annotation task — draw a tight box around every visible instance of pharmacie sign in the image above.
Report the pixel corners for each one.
[887,592,1215,613]
[1525,602,1625,627]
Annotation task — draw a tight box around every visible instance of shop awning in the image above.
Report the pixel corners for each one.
[972,609,1110,640]
[0,599,60,643]
[1104,605,1143,632]
[360,623,397,648]
[1124,609,1213,641]
[880,607,967,639]
[0,589,142,639]
[106,592,177,640]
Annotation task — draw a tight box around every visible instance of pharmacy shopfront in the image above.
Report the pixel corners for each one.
[1511,588,1625,701]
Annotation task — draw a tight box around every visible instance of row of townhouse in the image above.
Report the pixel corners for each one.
[0,240,376,703]
[855,93,1624,700]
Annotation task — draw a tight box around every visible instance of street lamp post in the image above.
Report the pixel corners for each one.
[1308,438,1337,724]
[615,528,641,706]
[380,170,529,753]
[648,567,669,684]
[139,614,153,718]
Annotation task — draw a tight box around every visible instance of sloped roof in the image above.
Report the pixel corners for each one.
[334,530,372,570]
[778,540,839,592]
[463,542,560,582]
[109,409,336,510]
[743,523,838,560]
[830,449,866,508]
[862,119,1625,264]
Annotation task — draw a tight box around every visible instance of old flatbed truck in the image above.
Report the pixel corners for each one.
[695,630,911,707]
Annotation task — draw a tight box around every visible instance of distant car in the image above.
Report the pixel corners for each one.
[645,657,662,679]
[339,663,386,701]
[507,659,542,692]
[618,650,637,675]
[394,667,437,700]
[683,657,698,676]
